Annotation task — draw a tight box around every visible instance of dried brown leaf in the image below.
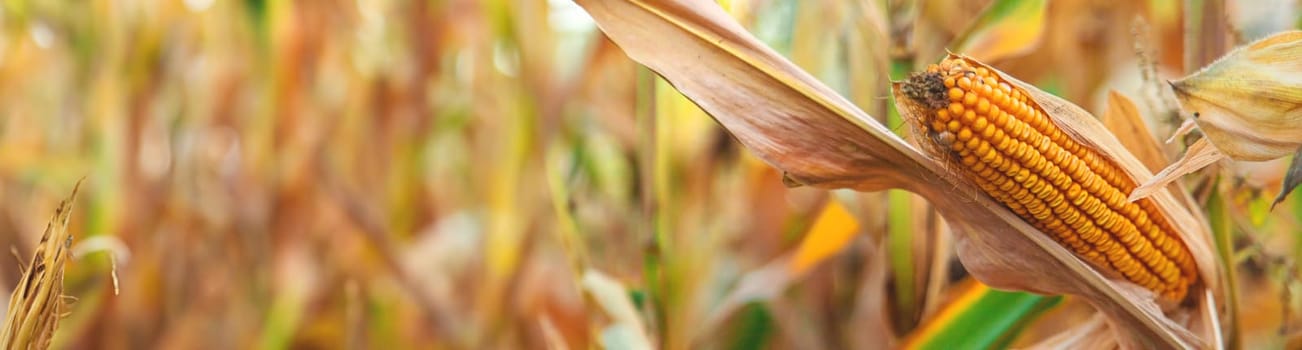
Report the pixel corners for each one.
[1165,118,1198,145]
[578,0,920,191]
[1130,138,1227,202]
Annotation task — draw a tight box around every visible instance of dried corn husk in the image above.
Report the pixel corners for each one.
[1137,31,1302,206]
[1170,31,1302,162]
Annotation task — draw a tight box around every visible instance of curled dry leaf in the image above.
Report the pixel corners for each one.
[1130,138,1225,203]
[1,180,82,349]
[1169,31,1302,162]
[574,0,1220,347]
[1142,31,1302,206]
[1165,118,1198,145]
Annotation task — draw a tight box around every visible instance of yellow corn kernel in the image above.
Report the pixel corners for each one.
[902,58,1198,302]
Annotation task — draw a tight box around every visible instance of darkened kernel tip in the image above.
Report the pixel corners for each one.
[902,71,949,110]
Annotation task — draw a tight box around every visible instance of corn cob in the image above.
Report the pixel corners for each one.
[901,58,1198,302]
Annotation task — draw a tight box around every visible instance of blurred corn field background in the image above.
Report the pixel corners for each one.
[2,0,1302,348]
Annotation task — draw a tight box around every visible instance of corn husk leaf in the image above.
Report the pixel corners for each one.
[1165,118,1199,145]
[1168,31,1302,162]
[1130,138,1226,202]
[1,180,82,349]
[1141,31,1302,203]
[577,0,914,191]
[575,0,1221,347]
[1102,91,1168,174]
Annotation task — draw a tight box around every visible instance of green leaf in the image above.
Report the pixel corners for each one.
[726,302,774,350]
[904,282,1061,350]
[1208,180,1241,348]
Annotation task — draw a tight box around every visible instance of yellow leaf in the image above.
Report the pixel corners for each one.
[789,199,860,274]
[1130,138,1226,202]
[951,0,1048,62]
